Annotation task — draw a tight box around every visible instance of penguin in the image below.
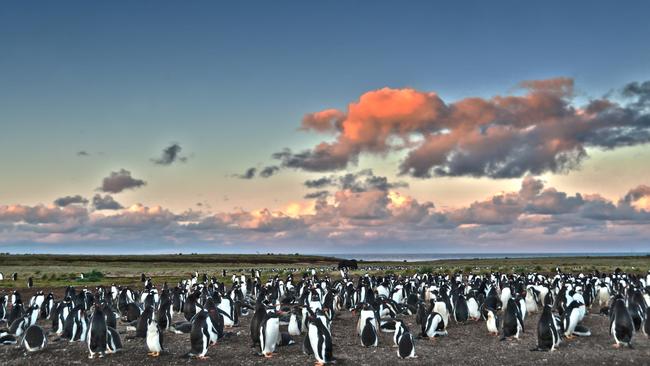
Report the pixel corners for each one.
[135,305,154,338]
[250,298,268,346]
[88,306,108,359]
[533,304,561,351]
[453,294,469,323]
[288,306,302,336]
[563,301,585,339]
[146,317,164,357]
[486,308,500,336]
[360,317,378,347]
[466,294,481,320]
[610,297,634,348]
[308,311,333,365]
[12,272,18,281]
[157,301,172,331]
[394,319,416,359]
[185,310,212,359]
[422,311,447,338]
[0,295,7,323]
[0,333,17,345]
[259,312,281,358]
[27,277,33,288]
[501,298,524,340]
[21,324,47,352]
[644,308,650,337]
[106,326,122,353]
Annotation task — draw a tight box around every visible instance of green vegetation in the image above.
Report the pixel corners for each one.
[0,253,647,289]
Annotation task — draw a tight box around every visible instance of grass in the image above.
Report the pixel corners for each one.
[0,253,648,289]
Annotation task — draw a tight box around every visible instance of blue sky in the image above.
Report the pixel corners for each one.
[1,1,649,253]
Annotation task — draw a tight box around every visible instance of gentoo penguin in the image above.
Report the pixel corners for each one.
[185,310,213,359]
[106,326,122,353]
[501,298,524,340]
[525,287,540,314]
[610,297,634,348]
[88,307,108,358]
[0,295,7,323]
[644,308,650,337]
[259,312,281,358]
[288,307,302,336]
[135,305,154,338]
[422,311,447,338]
[563,301,585,339]
[146,318,164,357]
[360,317,378,347]
[308,312,334,365]
[250,297,268,346]
[453,295,469,323]
[394,319,416,359]
[12,272,18,281]
[486,308,500,336]
[466,294,481,320]
[27,277,33,288]
[534,304,561,351]
[21,324,46,352]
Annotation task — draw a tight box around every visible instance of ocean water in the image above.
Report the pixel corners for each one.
[323,252,650,262]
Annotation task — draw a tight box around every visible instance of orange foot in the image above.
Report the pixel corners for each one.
[197,355,210,360]
[264,353,274,359]
[612,343,620,349]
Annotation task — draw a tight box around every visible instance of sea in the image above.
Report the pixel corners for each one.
[321,252,650,262]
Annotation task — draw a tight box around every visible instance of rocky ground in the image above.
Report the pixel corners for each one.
[1,288,649,365]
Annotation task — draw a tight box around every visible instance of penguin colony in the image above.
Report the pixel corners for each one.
[0,267,648,363]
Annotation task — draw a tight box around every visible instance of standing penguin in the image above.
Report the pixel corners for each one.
[185,311,211,359]
[288,307,302,336]
[610,297,634,348]
[259,312,281,358]
[453,295,469,323]
[501,298,524,340]
[106,326,122,354]
[360,317,378,347]
[87,307,108,358]
[22,325,47,352]
[534,304,561,351]
[146,318,164,357]
[308,312,334,365]
[394,319,416,359]
[486,308,500,336]
[27,277,33,288]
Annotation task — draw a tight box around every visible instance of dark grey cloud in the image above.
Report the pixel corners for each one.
[76,151,90,157]
[259,166,280,178]
[303,169,408,194]
[99,169,147,193]
[53,195,88,207]
[304,190,330,199]
[92,194,124,210]
[272,146,355,172]
[151,143,188,165]
[236,167,256,180]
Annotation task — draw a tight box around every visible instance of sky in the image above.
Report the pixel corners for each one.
[1,1,650,254]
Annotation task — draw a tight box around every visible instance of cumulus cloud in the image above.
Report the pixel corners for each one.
[266,78,650,179]
[151,143,188,165]
[99,169,147,193]
[92,194,123,210]
[54,195,88,207]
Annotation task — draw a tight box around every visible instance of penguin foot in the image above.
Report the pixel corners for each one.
[264,353,274,358]
[612,343,620,348]
[197,355,210,360]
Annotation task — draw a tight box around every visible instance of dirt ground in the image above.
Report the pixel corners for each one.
[1,288,649,366]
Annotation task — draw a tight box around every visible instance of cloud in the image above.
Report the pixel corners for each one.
[92,194,123,210]
[76,151,90,157]
[304,169,408,192]
[3,177,650,251]
[259,166,280,178]
[266,78,650,179]
[151,143,188,165]
[99,169,147,193]
[236,167,256,179]
[54,195,88,207]
[304,190,330,199]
